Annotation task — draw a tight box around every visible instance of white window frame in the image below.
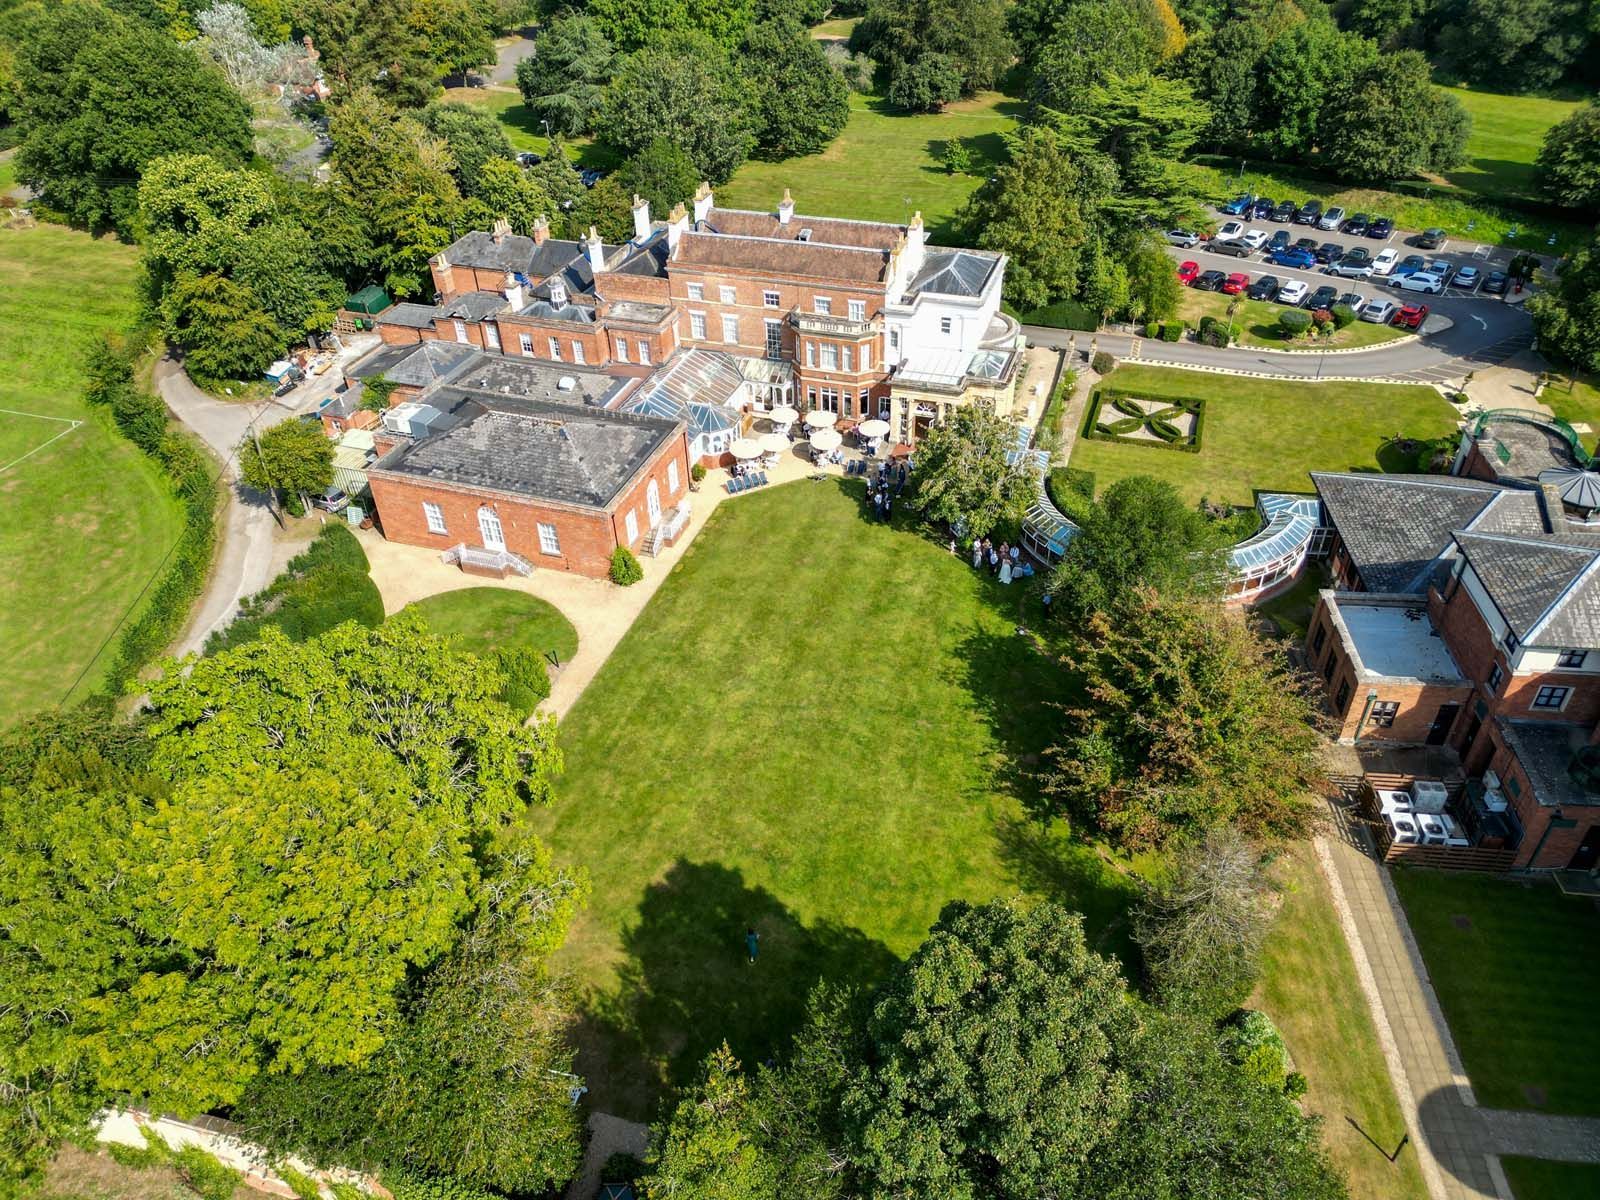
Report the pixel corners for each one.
[861,343,871,371]
[848,299,866,321]
[485,324,501,352]
[423,501,447,534]
[842,345,852,371]
[686,282,704,301]
[548,337,562,360]
[764,319,783,359]
[573,341,586,364]
[453,319,469,344]
[721,314,739,344]
[668,460,680,494]
[638,341,651,365]
[624,509,638,543]
[519,333,534,356]
[763,290,781,308]
[615,337,629,363]
[813,296,831,315]
[719,285,737,304]
[820,343,838,371]
[805,341,815,368]
[537,522,561,556]
[889,327,900,352]
[690,312,708,340]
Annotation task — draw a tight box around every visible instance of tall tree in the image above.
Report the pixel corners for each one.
[908,404,1038,538]
[514,15,614,137]
[618,137,701,214]
[741,19,850,159]
[1025,0,1160,115]
[1438,0,1590,91]
[407,0,495,81]
[1045,588,1326,851]
[473,155,554,235]
[589,0,754,51]
[1317,51,1469,182]
[1536,100,1600,213]
[852,0,1013,109]
[1528,234,1600,373]
[421,101,517,196]
[1254,20,1379,161]
[237,415,337,507]
[166,272,286,384]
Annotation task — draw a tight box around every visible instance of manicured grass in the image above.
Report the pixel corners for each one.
[1540,373,1600,430]
[1499,1156,1600,1200]
[402,586,579,664]
[1257,847,1431,1200]
[528,480,1142,1117]
[719,91,1022,241]
[1390,869,1600,1117]
[441,86,616,165]
[1067,365,1460,507]
[1438,85,1579,202]
[810,15,861,38]
[1177,288,1409,351]
[0,154,16,196]
[0,226,185,726]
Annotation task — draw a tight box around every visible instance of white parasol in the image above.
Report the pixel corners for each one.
[768,405,800,425]
[758,432,790,454]
[857,418,891,440]
[804,409,838,431]
[809,428,843,453]
[729,437,763,460]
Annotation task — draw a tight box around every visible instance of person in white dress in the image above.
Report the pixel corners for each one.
[999,557,1013,585]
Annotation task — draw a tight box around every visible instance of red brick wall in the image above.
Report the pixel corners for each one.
[497,317,610,367]
[379,324,426,346]
[321,407,381,438]
[671,271,885,365]
[606,432,691,548]
[1459,440,1499,483]
[596,273,672,305]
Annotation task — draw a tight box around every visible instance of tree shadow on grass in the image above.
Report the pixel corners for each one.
[572,859,898,1122]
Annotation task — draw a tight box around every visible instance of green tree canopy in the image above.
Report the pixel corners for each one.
[853,0,1013,110]
[473,155,554,235]
[167,273,286,384]
[589,0,754,51]
[1536,100,1600,213]
[1528,234,1600,373]
[908,404,1038,538]
[1437,0,1590,92]
[236,415,336,505]
[1317,50,1469,182]
[618,137,702,214]
[570,175,635,242]
[1254,19,1379,161]
[741,19,850,159]
[1025,0,1161,115]
[516,14,615,137]
[421,101,518,196]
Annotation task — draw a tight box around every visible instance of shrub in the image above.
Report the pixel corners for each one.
[1285,1071,1309,1100]
[1111,395,1144,419]
[1198,323,1231,347]
[1149,416,1182,442]
[1330,303,1357,329]
[1091,350,1117,375]
[172,1146,244,1200]
[278,1166,322,1200]
[383,1170,502,1200]
[496,644,551,716]
[1221,1010,1291,1092]
[1161,321,1184,342]
[1310,307,1333,329]
[1278,309,1312,337]
[690,462,707,483]
[329,1185,366,1200]
[206,524,384,653]
[942,137,974,175]
[609,544,644,586]
[1143,321,1160,338]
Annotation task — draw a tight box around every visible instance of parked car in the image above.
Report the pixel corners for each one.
[1388,254,1428,281]
[1341,212,1369,236]
[1294,236,1320,254]
[1247,274,1282,301]
[1314,242,1345,264]
[1222,271,1251,295]
[1417,227,1447,249]
[314,487,350,514]
[1318,206,1347,231]
[1337,291,1366,311]
[1240,229,1270,250]
[1396,271,1445,294]
[579,167,607,187]
[515,151,542,167]
[1194,269,1228,291]
[1277,280,1310,306]
[1177,260,1200,285]
[1269,247,1316,269]
[1360,298,1399,324]
[1207,238,1253,257]
[1166,229,1202,247]
[1267,230,1291,253]
[1272,200,1297,222]
[1215,219,1246,240]
[1426,259,1454,286]
[1221,193,1255,215]
[1252,197,1276,218]
[1295,200,1323,225]
[1329,249,1374,278]
[1482,270,1510,295]
[1371,247,1401,275]
[1394,302,1430,329]
[1304,284,1340,310]
[1453,265,1481,291]
[1368,216,1394,239]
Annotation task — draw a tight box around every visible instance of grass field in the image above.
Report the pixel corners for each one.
[529,479,1144,1117]
[809,15,860,38]
[1067,365,1461,507]
[402,586,579,664]
[1437,86,1579,202]
[1177,288,1409,351]
[440,85,613,164]
[1540,373,1600,430]
[1499,1156,1600,1200]
[1390,870,1600,1117]
[0,226,185,727]
[1256,847,1431,1200]
[719,91,1020,240]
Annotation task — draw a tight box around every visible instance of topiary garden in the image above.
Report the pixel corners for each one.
[1084,388,1206,454]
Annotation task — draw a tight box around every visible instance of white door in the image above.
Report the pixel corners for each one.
[646,479,662,526]
[478,506,505,550]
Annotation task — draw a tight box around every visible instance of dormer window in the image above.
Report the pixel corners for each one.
[550,279,568,307]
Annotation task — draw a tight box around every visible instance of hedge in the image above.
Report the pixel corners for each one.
[496,644,551,716]
[1160,321,1184,342]
[1091,350,1117,375]
[206,523,384,653]
[81,331,221,696]
[1279,309,1312,336]
[1330,303,1357,329]
[1008,298,1098,332]
[1082,388,1206,455]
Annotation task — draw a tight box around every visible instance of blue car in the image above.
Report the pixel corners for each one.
[1221,193,1255,216]
[1270,247,1316,269]
[1387,255,1428,281]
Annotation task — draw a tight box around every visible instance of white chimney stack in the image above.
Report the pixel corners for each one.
[532,214,549,246]
[693,181,714,224]
[777,188,795,226]
[586,226,606,273]
[502,270,524,310]
[666,202,689,252]
[904,210,927,277]
[632,193,651,242]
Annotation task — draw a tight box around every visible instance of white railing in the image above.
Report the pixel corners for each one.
[441,544,533,575]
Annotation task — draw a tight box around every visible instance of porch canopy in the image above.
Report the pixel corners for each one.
[804,410,837,431]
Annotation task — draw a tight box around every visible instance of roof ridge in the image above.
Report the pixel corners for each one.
[709,205,904,233]
[1455,529,1600,555]
[1311,471,1498,491]
[1525,548,1600,642]
[681,229,888,256]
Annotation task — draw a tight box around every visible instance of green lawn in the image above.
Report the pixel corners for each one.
[1499,1156,1600,1200]
[1390,870,1600,1117]
[528,480,1143,1117]
[719,91,1021,241]
[1437,85,1579,202]
[402,586,579,664]
[0,226,185,726]
[1257,847,1431,1200]
[809,15,860,38]
[1177,289,1409,351]
[1540,373,1600,430]
[441,86,617,165]
[1067,365,1461,507]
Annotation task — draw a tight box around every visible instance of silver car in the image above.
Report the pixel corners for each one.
[1360,298,1399,324]
[1165,229,1202,248]
[1318,206,1346,231]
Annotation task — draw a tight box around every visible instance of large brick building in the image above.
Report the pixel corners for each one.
[1302,454,1600,870]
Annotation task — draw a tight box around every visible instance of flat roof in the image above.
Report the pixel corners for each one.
[1334,598,1463,681]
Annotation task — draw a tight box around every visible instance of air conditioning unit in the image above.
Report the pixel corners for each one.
[1410,780,1449,813]
[1482,788,1508,813]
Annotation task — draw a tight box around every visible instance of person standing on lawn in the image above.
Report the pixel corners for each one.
[746,926,760,964]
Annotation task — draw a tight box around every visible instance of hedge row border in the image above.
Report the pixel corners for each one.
[1081,387,1208,456]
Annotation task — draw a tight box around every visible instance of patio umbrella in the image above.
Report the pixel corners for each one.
[858,418,891,440]
[810,428,842,453]
[729,437,762,460]
[769,405,800,425]
[758,432,789,454]
[804,409,838,431]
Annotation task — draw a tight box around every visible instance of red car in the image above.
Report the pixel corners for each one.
[1177,260,1200,286]
[1221,271,1250,295]
[1394,302,1430,330]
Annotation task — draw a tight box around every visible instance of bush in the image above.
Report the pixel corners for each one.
[1010,299,1099,332]
[942,137,974,175]
[1278,310,1312,337]
[206,524,384,653]
[496,644,551,716]
[609,544,644,586]
[1143,321,1160,338]
[1160,321,1184,342]
[1221,1010,1291,1093]
[1091,350,1117,375]
[1330,304,1357,329]
[383,1170,502,1200]
[277,1166,321,1200]
[1198,323,1232,348]
[690,462,707,483]
[172,1146,244,1200]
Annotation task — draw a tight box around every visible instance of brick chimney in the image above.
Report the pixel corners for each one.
[777,188,795,226]
[491,216,511,246]
[586,226,606,274]
[503,270,524,310]
[429,251,457,300]
[532,215,549,245]
[666,203,689,252]
[693,181,714,224]
[632,194,651,242]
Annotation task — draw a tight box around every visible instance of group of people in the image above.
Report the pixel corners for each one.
[867,460,909,520]
[971,536,1034,585]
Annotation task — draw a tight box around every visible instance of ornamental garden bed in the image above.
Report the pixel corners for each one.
[1084,387,1205,453]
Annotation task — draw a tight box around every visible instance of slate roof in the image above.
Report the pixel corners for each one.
[376,392,680,509]
[907,248,1003,299]
[439,291,510,321]
[440,231,618,294]
[1471,412,1582,482]
[1311,473,1508,592]
[441,356,629,409]
[1453,531,1600,647]
[442,230,541,273]
[1496,718,1600,808]
[674,231,888,284]
[611,229,671,278]
[703,207,903,250]
[348,340,479,388]
[377,302,440,329]
[518,300,594,324]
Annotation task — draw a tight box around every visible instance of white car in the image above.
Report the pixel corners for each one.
[1397,271,1446,294]
[1216,219,1246,241]
[1277,280,1309,306]
[1371,247,1400,276]
[1360,298,1398,324]
[1239,228,1269,250]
